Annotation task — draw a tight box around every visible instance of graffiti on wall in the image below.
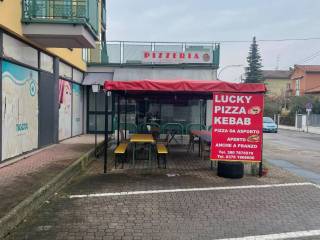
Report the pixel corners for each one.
[58,79,72,140]
[72,83,83,136]
[2,61,38,161]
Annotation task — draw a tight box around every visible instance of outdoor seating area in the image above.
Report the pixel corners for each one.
[112,130,211,170]
[111,136,212,171]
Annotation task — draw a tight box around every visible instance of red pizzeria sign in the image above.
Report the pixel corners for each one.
[210,92,264,162]
[142,51,212,64]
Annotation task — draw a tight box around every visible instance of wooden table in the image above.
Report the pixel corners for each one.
[190,130,212,156]
[130,134,155,167]
[190,130,213,169]
[191,130,211,142]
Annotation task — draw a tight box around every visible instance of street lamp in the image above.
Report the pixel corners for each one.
[217,65,243,80]
[92,84,100,157]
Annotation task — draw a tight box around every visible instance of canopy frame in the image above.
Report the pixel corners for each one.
[103,79,267,173]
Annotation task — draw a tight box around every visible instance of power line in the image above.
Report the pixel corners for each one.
[294,49,320,65]
[282,48,320,68]
[299,50,320,63]
[108,37,320,44]
[218,37,320,44]
[302,52,320,64]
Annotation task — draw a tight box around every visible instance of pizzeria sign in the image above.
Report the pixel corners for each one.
[142,50,212,64]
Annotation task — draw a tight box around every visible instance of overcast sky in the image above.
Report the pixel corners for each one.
[106,0,320,82]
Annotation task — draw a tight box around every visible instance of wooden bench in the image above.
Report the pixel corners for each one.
[156,143,168,169]
[114,143,128,168]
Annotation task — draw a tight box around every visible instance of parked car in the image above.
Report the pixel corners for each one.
[263,117,278,133]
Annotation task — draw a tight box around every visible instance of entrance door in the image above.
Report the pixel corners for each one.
[39,71,56,147]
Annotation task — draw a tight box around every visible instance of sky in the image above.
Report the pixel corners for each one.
[106,0,320,82]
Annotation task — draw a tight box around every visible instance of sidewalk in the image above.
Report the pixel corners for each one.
[279,125,320,134]
[0,135,103,222]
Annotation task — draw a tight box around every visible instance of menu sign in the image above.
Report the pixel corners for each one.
[210,93,264,162]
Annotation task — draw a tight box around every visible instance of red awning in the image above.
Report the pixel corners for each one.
[104,80,267,93]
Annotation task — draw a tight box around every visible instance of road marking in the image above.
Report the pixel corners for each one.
[312,183,320,189]
[215,229,320,240]
[69,182,315,199]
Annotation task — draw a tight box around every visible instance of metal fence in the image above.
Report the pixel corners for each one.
[88,41,220,67]
[309,114,320,127]
[22,0,99,36]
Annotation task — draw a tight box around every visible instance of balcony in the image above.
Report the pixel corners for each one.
[88,41,220,68]
[22,0,99,48]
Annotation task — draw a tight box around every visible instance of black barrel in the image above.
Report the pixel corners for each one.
[217,161,244,179]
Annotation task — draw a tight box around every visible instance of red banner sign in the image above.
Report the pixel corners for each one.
[210,92,264,162]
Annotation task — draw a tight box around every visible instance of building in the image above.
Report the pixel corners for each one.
[0,0,106,161]
[291,65,320,96]
[85,41,220,135]
[0,1,220,162]
[262,70,292,98]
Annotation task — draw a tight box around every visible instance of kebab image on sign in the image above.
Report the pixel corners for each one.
[248,106,262,115]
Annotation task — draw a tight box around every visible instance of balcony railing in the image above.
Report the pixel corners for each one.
[101,5,106,29]
[88,42,109,64]
[22,0,99,37]
[88,41,220,68]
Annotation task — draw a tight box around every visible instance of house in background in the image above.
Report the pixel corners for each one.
[291,65,320,96]
[262,70,292,98]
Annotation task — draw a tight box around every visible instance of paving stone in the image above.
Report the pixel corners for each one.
[0,135,103,220]
[6,145,320,240]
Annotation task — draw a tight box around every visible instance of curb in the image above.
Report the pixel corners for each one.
[278,126,320,135]
[0,141,105,239]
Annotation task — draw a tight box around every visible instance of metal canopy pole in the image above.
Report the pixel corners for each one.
[104,91,109,173]
[199,99,202,127]
[199,99,202,157]
[125,94,127,139]
[259,95,264,177]
[94,91,97,156]
[117,94,120,145]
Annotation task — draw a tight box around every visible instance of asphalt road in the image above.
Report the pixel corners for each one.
[263,129,320,174]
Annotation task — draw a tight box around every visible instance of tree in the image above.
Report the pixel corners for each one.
[245,36,263,83]
[264,96,282,117]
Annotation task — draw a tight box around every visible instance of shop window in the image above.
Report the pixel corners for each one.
[160,100,206,126]
[72,84,84,136]
[40,52,53,73]
[112,98,206,130]
[58,79,72,140]
[1,60,38,160]
[88,114,112,132]
[3,34,38,68]
[73,69,83,84]
[89,90,112,112]
[59,62,72,79]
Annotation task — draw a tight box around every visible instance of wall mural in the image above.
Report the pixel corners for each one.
[2,61,38,161]
[72,83,83,136]
[58,79,72,140]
